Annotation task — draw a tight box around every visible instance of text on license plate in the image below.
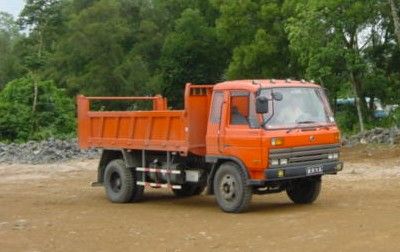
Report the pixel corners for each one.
[306,165,323,176]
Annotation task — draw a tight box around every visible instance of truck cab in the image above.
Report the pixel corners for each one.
[204,80,342,211]
[77,79,343,213]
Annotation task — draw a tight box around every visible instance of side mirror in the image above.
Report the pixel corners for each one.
[256,96,269,114]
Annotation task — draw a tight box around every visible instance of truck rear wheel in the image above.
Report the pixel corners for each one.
[213,162,252,213]
[104,159,144,203]
[172,183,206,197]
[286,177,321,204]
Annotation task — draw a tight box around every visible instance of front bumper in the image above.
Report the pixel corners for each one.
[248,160,343,186]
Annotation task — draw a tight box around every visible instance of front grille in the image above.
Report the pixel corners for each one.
[269,144,340,167]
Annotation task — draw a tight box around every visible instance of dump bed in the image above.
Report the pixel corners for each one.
[77,84,213,156]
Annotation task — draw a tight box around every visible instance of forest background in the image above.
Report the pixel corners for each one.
[1,0,400,142]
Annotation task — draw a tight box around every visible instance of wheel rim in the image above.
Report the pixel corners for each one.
[110,171,122,193]
[220,174,237,201]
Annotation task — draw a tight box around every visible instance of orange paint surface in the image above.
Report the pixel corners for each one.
[77,84,213,156]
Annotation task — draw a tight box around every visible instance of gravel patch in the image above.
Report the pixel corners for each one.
[342,127,400,146]
[0,138,100,164]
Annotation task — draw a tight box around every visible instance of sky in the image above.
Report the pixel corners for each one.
[0,0,25,18]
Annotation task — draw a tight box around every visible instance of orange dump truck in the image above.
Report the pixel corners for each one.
[77,80,343,213]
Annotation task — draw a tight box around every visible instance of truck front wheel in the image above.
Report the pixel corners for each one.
[104,159,144,203]
[213,162,252,213]
[286,177,321,204]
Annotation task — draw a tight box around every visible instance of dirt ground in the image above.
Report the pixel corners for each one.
[1,145,400,252]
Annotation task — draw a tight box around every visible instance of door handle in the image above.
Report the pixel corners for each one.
[223,144,231,148]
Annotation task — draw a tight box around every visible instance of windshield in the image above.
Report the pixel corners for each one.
[260,87,334,129]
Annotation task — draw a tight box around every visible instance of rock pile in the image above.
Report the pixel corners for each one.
[0,138,100,164]
[342,127,400,146]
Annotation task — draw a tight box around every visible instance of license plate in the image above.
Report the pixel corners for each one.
[306,165,323,176]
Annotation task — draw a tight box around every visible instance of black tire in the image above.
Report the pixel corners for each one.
[286,177,321,204]
[213,162,252,213]
[173,183,206,197]
[104,159,144,203]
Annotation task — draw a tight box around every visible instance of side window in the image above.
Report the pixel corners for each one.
[230,91,249,125]
[210,91,223,124]
[229,91,259,128]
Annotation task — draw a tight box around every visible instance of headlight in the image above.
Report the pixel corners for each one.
[270,158,288,166]
[280,158,288,165]
[328,153,339,159]
[271,159,279,166]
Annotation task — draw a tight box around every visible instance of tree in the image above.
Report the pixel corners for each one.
[223,1,291,79]
[0,76,75,142]
[0,12,22,88]
[17,0,68,112]
[49,0,138,96]
[389,0,400,45]
[227,29,282,79]
[0,12,19,35]
[213,0,260,49]
[18,0,67,67]
[212,1,294,80]
[286,0,384,132]
[160,8,224,106]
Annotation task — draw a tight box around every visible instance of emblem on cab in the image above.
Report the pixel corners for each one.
[309,135,315,142]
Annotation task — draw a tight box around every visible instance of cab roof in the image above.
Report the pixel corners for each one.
[213,79,321,92]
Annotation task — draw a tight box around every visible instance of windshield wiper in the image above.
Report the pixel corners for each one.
[296,120,317,124]
[286,121,317,133]
[296,120,331,129]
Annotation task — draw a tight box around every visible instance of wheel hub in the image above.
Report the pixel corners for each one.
[220,175,236,201]
[110,172,122,193]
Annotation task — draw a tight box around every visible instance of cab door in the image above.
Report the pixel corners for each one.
[221,90,263,178]
[206,91,225,154]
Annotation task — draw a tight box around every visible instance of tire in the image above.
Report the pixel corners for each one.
[103,159,144,203]
[213,162,252,213]
[286,176,321,204]
[173,183,206,197]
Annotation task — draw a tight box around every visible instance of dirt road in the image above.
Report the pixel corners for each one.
[1,145,400,252]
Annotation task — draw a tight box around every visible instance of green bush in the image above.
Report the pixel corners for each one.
[334,105,359,134]
[371,108,400,128]
[334,102,400,135]
[0,76,75,142]
[393,108,400,126]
